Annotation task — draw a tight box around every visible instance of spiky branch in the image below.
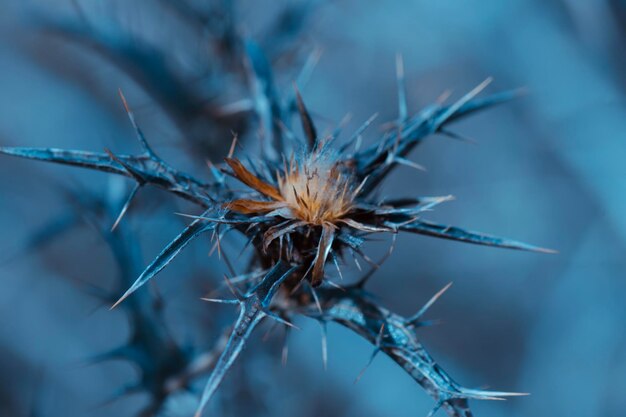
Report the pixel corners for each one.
[301,285,526,417]
[194,262,297,416]
[0,55,551,417]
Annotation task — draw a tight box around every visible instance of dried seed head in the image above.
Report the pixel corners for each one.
[277,151,354,225]
[225,148,356,227]
[224,148,356,286]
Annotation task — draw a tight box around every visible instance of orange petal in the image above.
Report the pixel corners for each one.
[225,199,284,215]
[225,158,282,201]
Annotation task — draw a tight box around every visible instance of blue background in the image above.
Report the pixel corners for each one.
[0,1,624,416]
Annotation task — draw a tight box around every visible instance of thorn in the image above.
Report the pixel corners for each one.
[200,297,239,305]
[118,89,155,156]
[223,274,244,301]
[535,246,559,254]
[436,77,493,126]
[426,399,444,417]
[214,226,223,260]
[349,247,362,271]
[375,322,385,346]
[353,233,396,288]
[330,113,352,143]
[354,323,385,383]
[228,132,238,158]
[354,348,380,384]
[111,183,141,232]
[294,85,317,151]
[436,89,453,104]
[407,283,453,326]
[415,319,443,328]
[266,311,300,330]
[341,113,379,154]
[216,99,254,116]
[216,229,237,278]
[206,160,226,183]
[331,251,343,281]
[325,280,345,291]
[351,175,369,199]
[396,53,408,123]
[459,386,529,400]
[439,128,479,145]
[104,148,146,184]
[230,269,269,285]
[110,289,132,310]
[175,212,231,223]
[308,281,323,314]
[395,156,426,172]
[295,47,323,92]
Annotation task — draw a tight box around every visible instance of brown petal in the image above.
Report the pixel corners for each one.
[225,158,283,201]
[311,224,335,287]
[225,199,284,215]
[294,87,317,151]
[263,220,307,250]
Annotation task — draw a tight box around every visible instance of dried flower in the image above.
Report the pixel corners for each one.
[0,55,554,417]
[214,86,553,290]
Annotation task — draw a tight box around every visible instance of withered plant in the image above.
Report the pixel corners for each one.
[2,21,553,416]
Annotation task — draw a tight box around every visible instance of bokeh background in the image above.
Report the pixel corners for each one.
[1,1,624,416]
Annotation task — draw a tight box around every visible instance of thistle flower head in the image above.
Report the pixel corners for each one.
[222,134,447,288]
[229,148,355,225]
[223,144,356,285]
[214,80,553,290]
[0,54,554,417]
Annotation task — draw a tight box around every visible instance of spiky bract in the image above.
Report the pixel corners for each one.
[0,52,553,417]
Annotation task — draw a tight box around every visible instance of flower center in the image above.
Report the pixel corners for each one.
[278,153,354,225]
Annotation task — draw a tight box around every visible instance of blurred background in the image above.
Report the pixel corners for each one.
[0,1,624,416]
